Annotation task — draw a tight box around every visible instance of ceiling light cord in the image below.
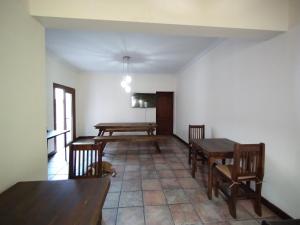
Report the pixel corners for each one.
[121,56,132,93]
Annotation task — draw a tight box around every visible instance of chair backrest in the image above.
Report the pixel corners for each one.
[188,125,205,144]
[232,143,265,181]
[68,140,104,179]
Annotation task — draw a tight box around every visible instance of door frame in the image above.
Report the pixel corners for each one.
[53,83,76,140]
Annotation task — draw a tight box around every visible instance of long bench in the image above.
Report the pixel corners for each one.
[94,135,167,152]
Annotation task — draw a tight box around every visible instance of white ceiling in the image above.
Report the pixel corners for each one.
[46,29,219,74]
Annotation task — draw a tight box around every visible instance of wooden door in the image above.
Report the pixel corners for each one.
[156,92,173,135]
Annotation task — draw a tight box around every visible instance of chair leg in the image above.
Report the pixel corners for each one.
[191,149,197,178]
[188,147,192,165]
[254,182,262,217]
[213,175,219,198]
[229,185,238,218]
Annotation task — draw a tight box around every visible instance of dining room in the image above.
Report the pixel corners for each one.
[1,1,300,225]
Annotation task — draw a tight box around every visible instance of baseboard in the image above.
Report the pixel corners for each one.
[173,134,292,219]
[261,197,292,219]
[172,134,189,147]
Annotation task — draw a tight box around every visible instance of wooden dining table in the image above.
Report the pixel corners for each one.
[94,122,157,136]
[0,178,110,225]
[191,138,237,199]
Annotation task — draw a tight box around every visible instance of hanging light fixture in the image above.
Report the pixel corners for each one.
[121,56,132,93]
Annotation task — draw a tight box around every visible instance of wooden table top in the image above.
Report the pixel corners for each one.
[191,138,238,157]
[94,122,157,129]
[0,178,110,225]
[47,129,69,139]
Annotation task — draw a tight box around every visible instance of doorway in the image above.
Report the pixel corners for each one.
[53,83,76,153]
[156,92,174,135]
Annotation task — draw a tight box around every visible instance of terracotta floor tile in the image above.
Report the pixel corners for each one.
[142,179,162,190]
[141,170,159,179]
[119,191,143,207]
[174,169,192,178]
[144,206,174,225]
[158,170,175,178]
[178,178,200,189]
[125,164,140,172]
[184,188,209,203]
[122,180,141,191]
[109,181,122,192]
[155,163,170,170]
[215,200,253,220]
[164,189,189,204]
[103,192,120,208]
[143,190,166,205]
[123,171,141,180]
[239,200,277,219]
[116,207,145,225]
[169,204,202,225]
[160,178,181,189]
[229,220,260,225]
[194,202,226,223]
[141,163,155,171]
[102,208,118,225]
[169,163,185,170]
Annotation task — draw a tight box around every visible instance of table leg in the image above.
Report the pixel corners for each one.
[207,157,216,200]
[192,146,197,178]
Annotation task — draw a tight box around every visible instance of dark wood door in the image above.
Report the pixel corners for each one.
[156,92,173,135]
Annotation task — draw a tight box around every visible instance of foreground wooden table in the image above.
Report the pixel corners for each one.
[191,138,237,199]
[94,122,157,136]
[0,178,110,225]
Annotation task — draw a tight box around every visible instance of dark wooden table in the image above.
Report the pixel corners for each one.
[47,129,70,160]
[0,178,110,225]
[262,220,300,225]
[191,138,237,199]
[94,122,157,136]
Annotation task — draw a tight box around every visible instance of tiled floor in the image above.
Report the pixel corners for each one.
[48,137,281,225]
[48,148,69,180]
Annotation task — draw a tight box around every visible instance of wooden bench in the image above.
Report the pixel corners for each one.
[94,122,157,136]
[94,135,167,152]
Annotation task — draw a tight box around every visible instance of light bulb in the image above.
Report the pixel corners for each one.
[121,80,127,88]
[124,86,131,93]
[125,75,132,83]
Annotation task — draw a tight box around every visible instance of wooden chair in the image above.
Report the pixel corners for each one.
[213,143,265,218]
[188,125,205,164]
[68,138,104,179]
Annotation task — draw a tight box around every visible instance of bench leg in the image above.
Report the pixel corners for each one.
[154,142,161,153]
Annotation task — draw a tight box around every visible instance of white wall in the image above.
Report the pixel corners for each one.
[46,52,81,153]
[175,7,300,217]
[29,0,288,32]
[77,73,176,136]
[0,0,47,192]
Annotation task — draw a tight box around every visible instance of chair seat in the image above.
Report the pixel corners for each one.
[216,165,256,181]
